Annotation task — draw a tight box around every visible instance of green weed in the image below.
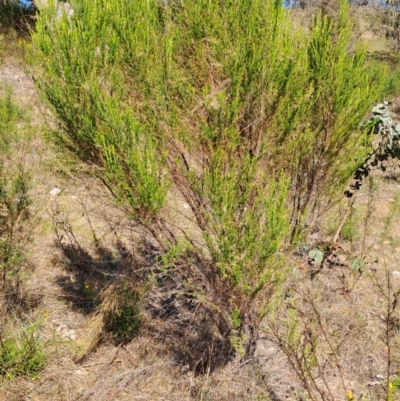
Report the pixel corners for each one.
[0,322,46,380]
[0,86,31,288]
[341,205,361,242]
[106,282,141,343]
[0,86,21,135]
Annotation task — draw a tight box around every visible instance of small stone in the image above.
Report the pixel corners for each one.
[74,369,88,376]
[65,330,77,341]
[56,324,77,340]
[393,271,400,279]
[49,187,61,196]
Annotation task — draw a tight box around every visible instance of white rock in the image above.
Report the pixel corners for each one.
[49,187,61,196]
[393,271,400,279]
[74,369,89,376]
[65,329,77,341]
[55,324,77,340]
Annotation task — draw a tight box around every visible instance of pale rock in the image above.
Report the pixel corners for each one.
[74,369,89,376]
[49,187,61,196]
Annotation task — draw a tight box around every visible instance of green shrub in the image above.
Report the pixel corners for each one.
[0,323,46,380]
[31,0,387,354]
[0,86,21,134]
[107,294,140,343]
[0,87,31,288]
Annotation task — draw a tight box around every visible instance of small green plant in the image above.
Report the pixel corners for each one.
[388,375,400,401]
[0,322,46,380]
[230,307,246,358]
[309,248,324,264]
[350,258,365,273]
[0,87,31,289]
[106,283,141,343]
[346,102,400,199]
[341,205,360,242]
[390,375,400,387]
[337,101,400,248]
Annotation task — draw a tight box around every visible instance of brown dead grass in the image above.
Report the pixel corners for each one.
[261,165,400,401]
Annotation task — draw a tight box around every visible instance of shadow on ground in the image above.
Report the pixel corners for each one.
[54,231,235,373]
[55,241,135,315]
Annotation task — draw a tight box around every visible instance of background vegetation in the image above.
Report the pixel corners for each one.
[2,0,400,399]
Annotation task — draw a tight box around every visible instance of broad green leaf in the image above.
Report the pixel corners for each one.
[309,249,324,264]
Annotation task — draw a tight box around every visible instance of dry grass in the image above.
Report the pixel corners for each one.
[261,163,400,400]
[0,337,272,401]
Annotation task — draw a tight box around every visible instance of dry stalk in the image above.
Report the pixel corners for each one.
[372,267,400,401]
[268,288,352,401]
[361,176,376,258]
[307,295,348,396]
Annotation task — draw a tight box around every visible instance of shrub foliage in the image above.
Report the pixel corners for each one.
[31,0,386,356]
[0,87,30,293]
[0,323,46,380]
